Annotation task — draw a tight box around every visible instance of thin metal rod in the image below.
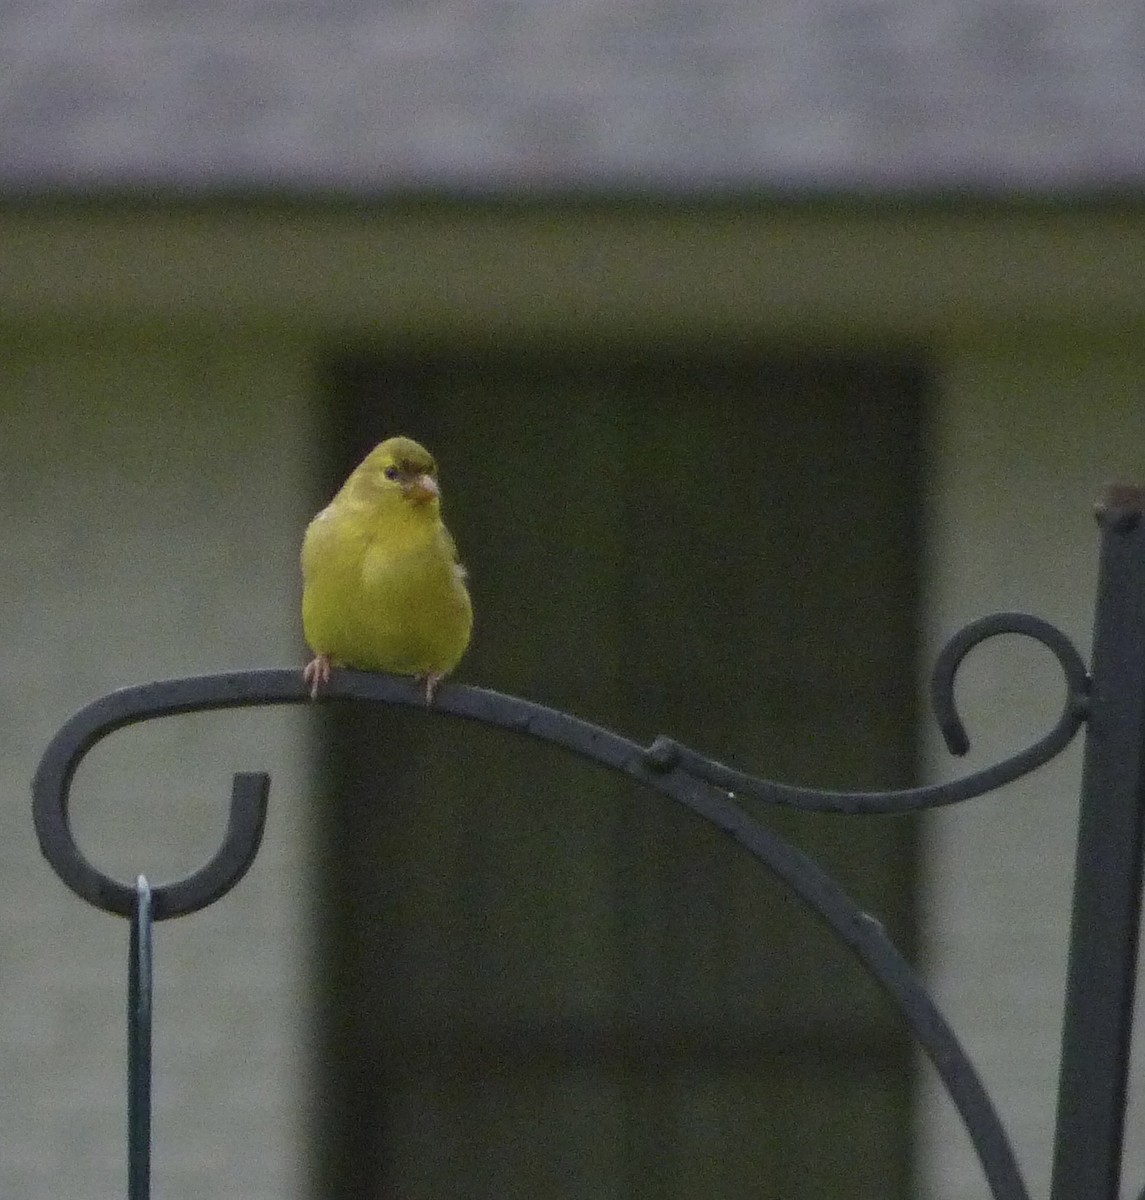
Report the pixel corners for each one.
[1051,486,1145,1200]
[128,875,153,1200]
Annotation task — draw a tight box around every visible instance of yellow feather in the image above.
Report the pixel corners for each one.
[301,437,472,696]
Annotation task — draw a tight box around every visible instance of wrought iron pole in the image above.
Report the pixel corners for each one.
[127,876,153,1200]
[1051,484,1145,1200]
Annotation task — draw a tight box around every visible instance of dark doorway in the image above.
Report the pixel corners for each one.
[313,344,926,1200]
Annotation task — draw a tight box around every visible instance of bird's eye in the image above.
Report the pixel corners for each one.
[383,466,400,481]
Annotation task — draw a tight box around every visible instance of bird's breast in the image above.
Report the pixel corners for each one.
[302,506,471,675]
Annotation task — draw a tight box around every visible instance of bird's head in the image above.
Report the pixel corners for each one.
[346,436,442,513]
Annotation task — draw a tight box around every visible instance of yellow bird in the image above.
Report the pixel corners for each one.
[301,436,473,702]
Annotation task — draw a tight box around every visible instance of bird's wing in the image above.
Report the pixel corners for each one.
[443,525,468,580]
[300,506,339,580]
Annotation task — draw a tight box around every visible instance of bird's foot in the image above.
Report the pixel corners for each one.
[422,672,444,705]
[303,654,332,699]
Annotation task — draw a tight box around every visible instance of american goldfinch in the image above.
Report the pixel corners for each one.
[301,436,473,702]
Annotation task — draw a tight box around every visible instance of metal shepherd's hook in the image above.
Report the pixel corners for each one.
[33,519,1124,1200]
[32,681,278,1200]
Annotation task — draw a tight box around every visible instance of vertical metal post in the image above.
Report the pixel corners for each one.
[1051,485,1145,1200]
[128,875,153,1200]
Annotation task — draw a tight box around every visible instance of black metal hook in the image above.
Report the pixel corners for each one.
[641,612,1089,814]
[34,620,1084,1199]
[30,674,298,919]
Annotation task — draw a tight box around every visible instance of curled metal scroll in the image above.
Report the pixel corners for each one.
[32,611,1089,1200]
[643,612,1090,813]
[32,679,272,920]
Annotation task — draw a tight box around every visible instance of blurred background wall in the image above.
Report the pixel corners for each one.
[0,327,314,1199]
[3,5,1145,1200]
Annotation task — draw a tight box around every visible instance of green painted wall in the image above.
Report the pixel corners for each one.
[0,326,313,1200]
[920,343,1145,1200]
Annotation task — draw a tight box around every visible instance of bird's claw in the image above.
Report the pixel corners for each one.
[422,672,444,705]
[303,654,332,699]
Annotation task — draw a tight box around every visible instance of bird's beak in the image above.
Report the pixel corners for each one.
[405,474,440,504]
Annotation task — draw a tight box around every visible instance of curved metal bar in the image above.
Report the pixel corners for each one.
[642,612,1090,813]
[34,663,1036,1197]
[32,675,277,919]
